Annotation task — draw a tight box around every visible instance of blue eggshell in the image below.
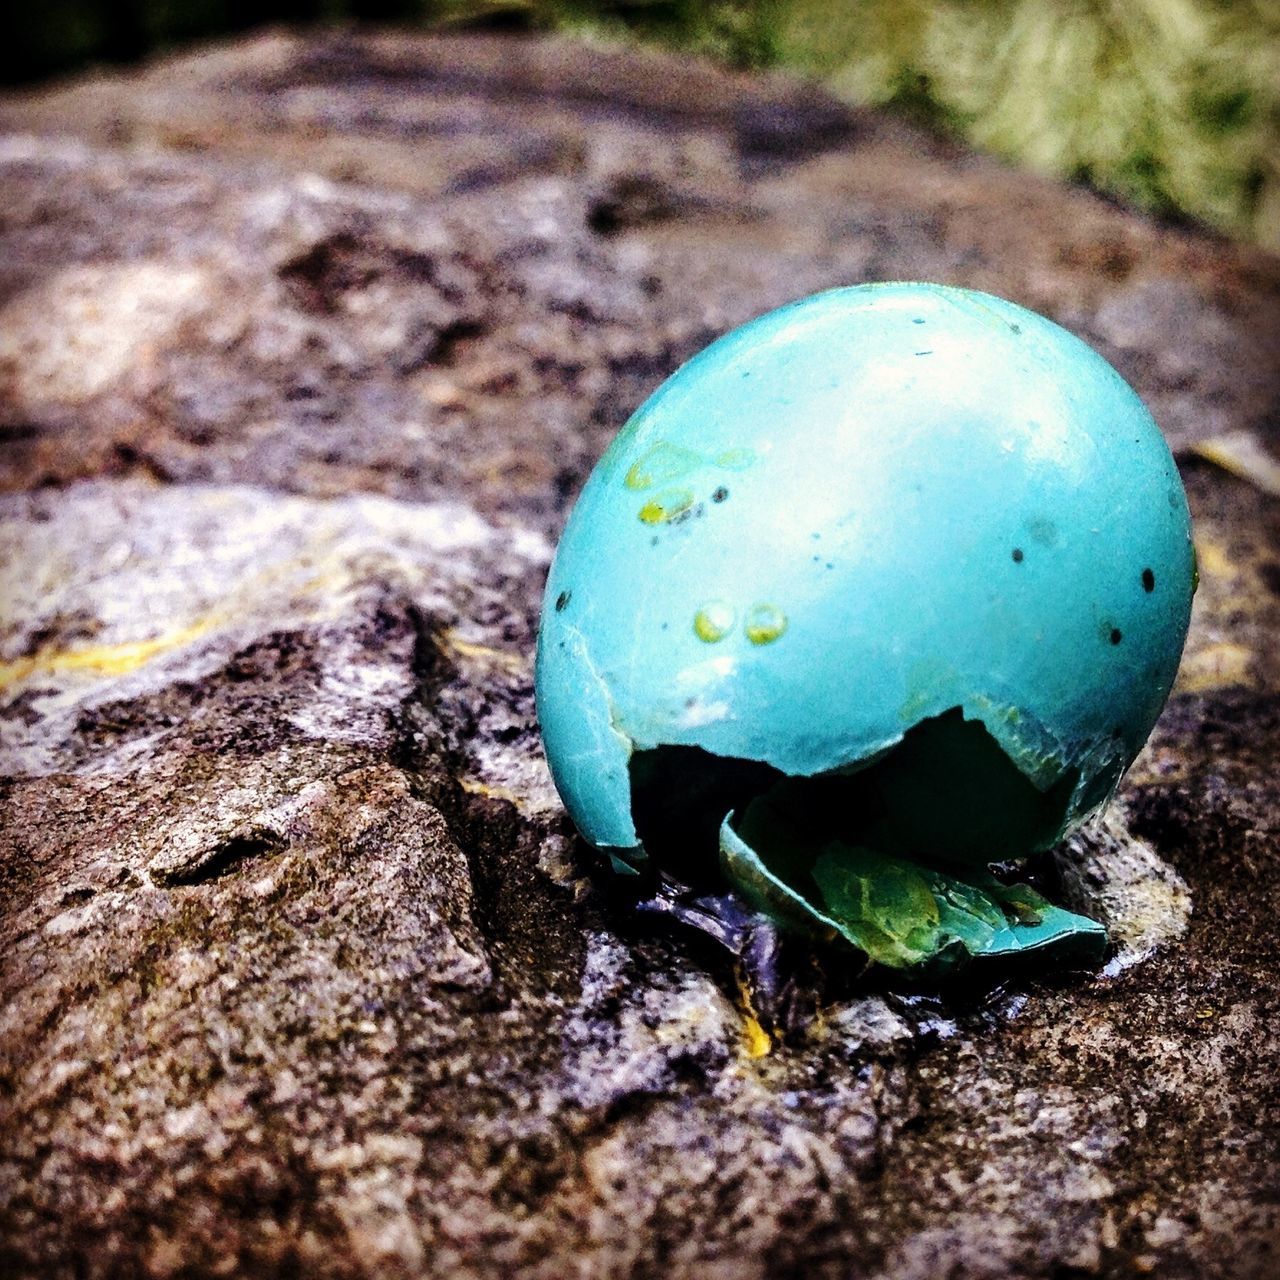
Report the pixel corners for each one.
[536,284,1194,867]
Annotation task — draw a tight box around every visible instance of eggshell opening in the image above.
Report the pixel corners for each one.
[626,706,1084,870]
[616,709,1112,970]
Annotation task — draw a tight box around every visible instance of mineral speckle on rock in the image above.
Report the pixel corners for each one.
[1,29,1278,1280]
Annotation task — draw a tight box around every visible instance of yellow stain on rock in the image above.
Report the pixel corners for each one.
[1192,536,1236,581]
[742,1011,773,1059]
[440,630,530,674]
[1190,432,1280,498]
[736,975,772,1058]
[0,620,216,691]
[458,778,526,805]
[1176,642,1254,693]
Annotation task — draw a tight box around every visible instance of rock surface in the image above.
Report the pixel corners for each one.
[1,29,1278,1280]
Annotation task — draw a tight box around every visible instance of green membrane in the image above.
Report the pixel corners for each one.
[719,815,1107,972]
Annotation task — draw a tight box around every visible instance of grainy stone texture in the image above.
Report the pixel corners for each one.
[0,29,1278,1280]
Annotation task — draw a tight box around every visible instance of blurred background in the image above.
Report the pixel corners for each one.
[6,1,1279,251]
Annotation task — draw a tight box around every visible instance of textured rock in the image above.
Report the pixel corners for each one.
[1,29,1278,1280]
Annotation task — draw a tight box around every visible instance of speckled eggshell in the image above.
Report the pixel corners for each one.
[536,284,1195,862]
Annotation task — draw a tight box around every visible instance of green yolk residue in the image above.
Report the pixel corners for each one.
[638,487,696,524]
[694,602,736,643]
[625,443,705,491]
[745,603,787,645]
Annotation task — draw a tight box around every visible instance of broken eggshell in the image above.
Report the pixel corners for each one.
[535,283,1194,971]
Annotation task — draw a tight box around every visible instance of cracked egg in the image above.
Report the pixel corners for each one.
[536,284,1195,971]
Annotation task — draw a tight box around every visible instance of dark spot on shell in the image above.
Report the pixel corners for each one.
[712,486,729,503]
[1012,548,1024,563]
[555,590,571,612]
[1142,568,1155,592]
[1110,628,1123,645]
[1026,517,1058,547]
[650,536,659,546]
[1010,323,1022,334]
[912,317,926,325]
